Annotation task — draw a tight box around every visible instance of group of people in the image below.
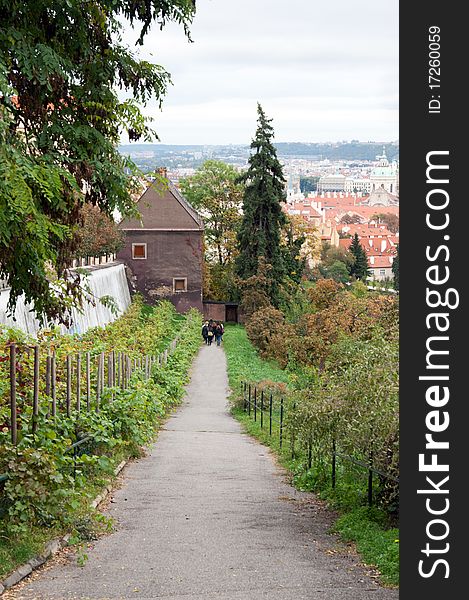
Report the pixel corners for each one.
[202,319,224,346]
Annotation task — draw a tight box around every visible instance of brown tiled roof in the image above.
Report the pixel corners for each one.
[119,179,204,231]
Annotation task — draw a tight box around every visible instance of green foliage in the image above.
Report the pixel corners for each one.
[0,0,196,324]
[236,257,274,320]
[235,104,287,306]
[317,242,353,282]
[324,260,350,283]
[75,204,124,258]
[281,221,307,284]
[180,160,244,301]
[180,160,243,267]
[0,301,202,542]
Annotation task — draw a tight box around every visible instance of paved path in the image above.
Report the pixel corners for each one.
[11,346,398,600]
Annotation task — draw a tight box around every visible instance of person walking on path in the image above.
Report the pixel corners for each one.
[206,320,215,345]
[201,321,209,344]
[215,321,224,346]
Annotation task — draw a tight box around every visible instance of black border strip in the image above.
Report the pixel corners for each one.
[400,3,466,596]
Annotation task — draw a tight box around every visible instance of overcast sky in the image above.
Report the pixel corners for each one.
[120,0,398,145]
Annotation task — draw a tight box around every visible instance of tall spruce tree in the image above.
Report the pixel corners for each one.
[349,233,370,280]
[236,103,287,305]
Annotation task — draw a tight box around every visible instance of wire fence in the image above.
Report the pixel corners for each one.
[241,382,399,507]
[0,336,180,490]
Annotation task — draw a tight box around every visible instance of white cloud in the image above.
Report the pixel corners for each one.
[119,0,399,144]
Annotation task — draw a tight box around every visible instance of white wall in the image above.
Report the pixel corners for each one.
[0,263,131,338]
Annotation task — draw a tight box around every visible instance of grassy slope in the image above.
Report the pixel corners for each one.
[222,323,399,587]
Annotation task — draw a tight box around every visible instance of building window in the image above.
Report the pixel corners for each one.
[379,269,386,276]
[173,277,187,293]
[132,243,147,260]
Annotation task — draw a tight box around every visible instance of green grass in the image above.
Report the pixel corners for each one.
[223,324,289,393]
[0,528,60,579]
[224,324,399,588]
[332,507,399,586]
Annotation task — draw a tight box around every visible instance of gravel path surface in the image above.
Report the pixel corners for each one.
[9,345,398,599]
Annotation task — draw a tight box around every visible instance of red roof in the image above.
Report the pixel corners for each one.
[368,255,395,268]
[339,236,398,257]
[283,202,322,222]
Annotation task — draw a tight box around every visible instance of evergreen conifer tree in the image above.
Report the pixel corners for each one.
[349,233,370,280]
[235,103,287,305]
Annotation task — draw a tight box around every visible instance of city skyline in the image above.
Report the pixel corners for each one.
[119,0,399,145]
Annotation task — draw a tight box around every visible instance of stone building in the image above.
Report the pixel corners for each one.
[117,177,204,313]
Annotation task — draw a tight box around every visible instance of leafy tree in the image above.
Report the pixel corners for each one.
[392,244,399,290]
[308,279,343,311]
[236,103,287,306]
[371,212,399,234]
[282,218,306,284]
[340,213,362,225]
[349,233,370,280]
[320,242,353,269]
[325,260,350,284]
[75,204,124,259]
[285,214,320,272]
[204,262,237,302]
[0,0,196,324]
[180,160,243,267]
[236,258,273,320]
[245,305,285,358]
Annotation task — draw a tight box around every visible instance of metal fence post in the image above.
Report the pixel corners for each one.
[107,353,112,388]
[269,393,273,436]
[248,384,251,416]
[260,390,264,429]
[279,397,284,449]
[51,351,56,417]
[308,434,313,469]
[254,387,257,422]
[66,354,72,417]
[86,352,91,411]
[291,401,296,459]
[45,353,51,400]
[368,450,373,506]
[76,353,81,413]
[96,354,101,411]
[32,345,40,434]
[332,439,336,489]
[10,343,17,445]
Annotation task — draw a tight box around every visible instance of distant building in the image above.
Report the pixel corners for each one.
[369,149,399,194]
[117,174,204,313]
[344,177,373,194]
[318,173,346,192]
[361,185,399,207]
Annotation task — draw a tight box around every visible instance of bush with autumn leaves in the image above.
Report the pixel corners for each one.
[245,279,399,512]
